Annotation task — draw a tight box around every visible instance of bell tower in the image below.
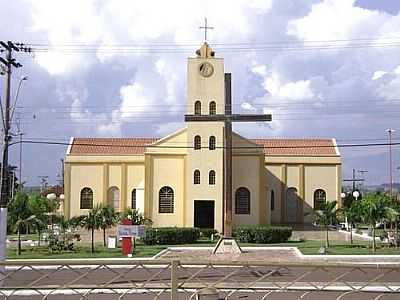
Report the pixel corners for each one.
[184,43,225,232]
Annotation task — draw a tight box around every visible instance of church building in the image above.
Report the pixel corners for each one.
[63,43,342,232]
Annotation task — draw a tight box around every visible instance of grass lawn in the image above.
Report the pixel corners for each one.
[7,243,167,259]
[264,240,400,255]
[7,239,400,259]
[7,234,38,241]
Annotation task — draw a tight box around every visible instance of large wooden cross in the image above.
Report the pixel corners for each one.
[185,73,272,237]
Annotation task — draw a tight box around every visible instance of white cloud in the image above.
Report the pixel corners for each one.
[241,102,257,111]
[394,65,400,75]
[377,77,400,99]
[155,59,166,75]
[278,80,314,100]
[372,70,387,80]
[35,51,78,75]
[118,82,153,119]
[28,0,274,75]
[251,64,268,77]
[255,69,315,100]
[287,0,380,42]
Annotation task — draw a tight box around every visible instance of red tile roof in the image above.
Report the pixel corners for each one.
[68,137,339,157]
[251,139,338,156]
[69,138,157,155]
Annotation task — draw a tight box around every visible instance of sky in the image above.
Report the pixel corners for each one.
[1,0,400,186]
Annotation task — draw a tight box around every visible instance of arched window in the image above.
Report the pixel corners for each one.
[235,187,250,215]
[209,101,216,115]
[107,186,120,210]
[209,136,216,150]
[131,189,136,210]
[194,135,201,150]
[194,170,200,184]
[209,170,216,185]
[159,186,174,213]
[80,187,93,209]
[194,101,201,115]
[314,189,326,210]
[270,190,275,211]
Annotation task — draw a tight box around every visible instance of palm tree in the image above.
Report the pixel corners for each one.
[81,205,101,253]
[311,201,338,248]
[98,204,120,247]
[8,191,41,255]
[388,200,400,247]
[360,193,393,253]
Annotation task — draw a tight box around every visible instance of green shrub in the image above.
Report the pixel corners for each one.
[199,228,218,239]
[233,225,292,243]
[143,227,200,245]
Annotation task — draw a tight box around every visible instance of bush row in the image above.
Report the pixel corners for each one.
[143,225,292,245]
[233,225,292,243]
[143,227,200,245]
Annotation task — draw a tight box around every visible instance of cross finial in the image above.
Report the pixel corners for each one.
[199,18,214,42]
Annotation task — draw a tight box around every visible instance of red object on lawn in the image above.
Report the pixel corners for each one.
[121,218,132,256]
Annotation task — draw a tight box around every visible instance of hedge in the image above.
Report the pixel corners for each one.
[143,227,200,245]
[233,225,292,243]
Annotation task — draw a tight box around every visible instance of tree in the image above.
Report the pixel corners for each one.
[28,193,48,246]
[359,193,393,252]
[98,204,120,247]
[81,205,101,253]
[311,201,338,248]
[385,200,400,247]
[8,191,41,255]
[341,200,361,245]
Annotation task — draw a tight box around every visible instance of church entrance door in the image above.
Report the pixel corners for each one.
[194,200,215,229]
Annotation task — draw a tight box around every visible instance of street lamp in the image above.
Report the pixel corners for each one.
[341,192,348,230]
[59,194,65,214]
[9,76,28,192]
[10,76,28,123]
[352,190,360,201]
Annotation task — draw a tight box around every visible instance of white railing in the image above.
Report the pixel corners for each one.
[0,259,399,299]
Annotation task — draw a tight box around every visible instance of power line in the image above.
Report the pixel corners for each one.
[27,38,400,54]
[9,139,400,150]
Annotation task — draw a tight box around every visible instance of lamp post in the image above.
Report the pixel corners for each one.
[352,190,360,201]
[46,193,57,232]
[341,192,348,230]
[386,129,395,198]
[12,76,27,191]
[10,76,28,123]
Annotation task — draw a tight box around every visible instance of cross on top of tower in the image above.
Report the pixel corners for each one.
[199,18,214,42]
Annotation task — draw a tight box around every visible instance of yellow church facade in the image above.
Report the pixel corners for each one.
[64,44,341,232]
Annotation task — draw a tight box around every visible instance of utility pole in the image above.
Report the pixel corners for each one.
[343,168,364,192]
[386,129,395,198]
[0,41,31,263]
